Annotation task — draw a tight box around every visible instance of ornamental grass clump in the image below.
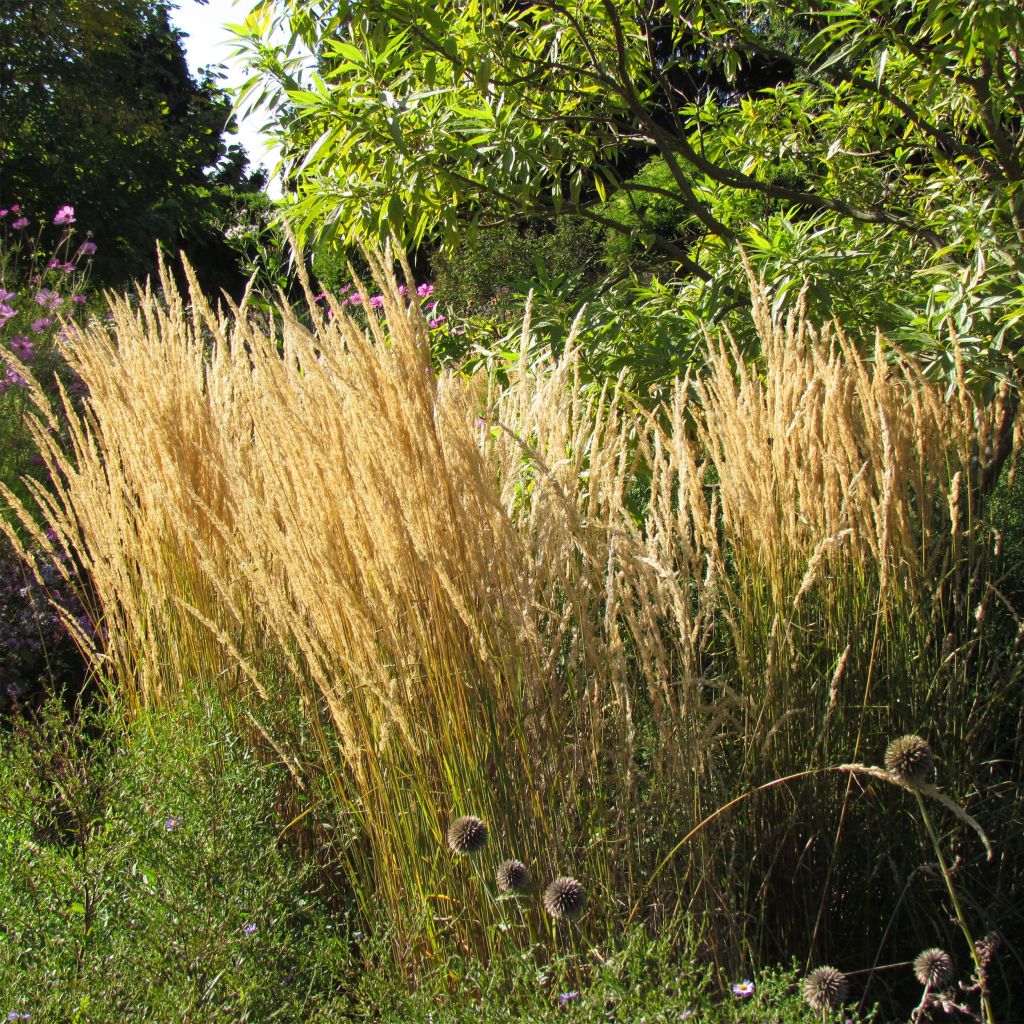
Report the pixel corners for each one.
[4,250,1020,974]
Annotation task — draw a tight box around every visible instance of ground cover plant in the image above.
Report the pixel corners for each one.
[0,691,883,1022]
[2,251,1020,1018]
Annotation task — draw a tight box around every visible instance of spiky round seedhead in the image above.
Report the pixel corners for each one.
[446,815,488,855]
[802,966,849,1010]
[496,859,529,893]
[884,735,934,785]
[543,876,587,920]
[913,948,954,989]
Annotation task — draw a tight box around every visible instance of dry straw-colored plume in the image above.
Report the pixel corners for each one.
[2,251,1011,961]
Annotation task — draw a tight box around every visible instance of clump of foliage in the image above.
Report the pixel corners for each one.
[0,532,89,715]
[0,694,882,1022]
[236,0,1024,382]
[9,265,1021,1010]
[0,696,356,1021]
[0,0,267,294]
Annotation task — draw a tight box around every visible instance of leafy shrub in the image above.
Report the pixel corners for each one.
[0,696,355,1022]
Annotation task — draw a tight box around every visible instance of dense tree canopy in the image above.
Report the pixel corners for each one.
[236,0,1024,375]
[0,0,265,289]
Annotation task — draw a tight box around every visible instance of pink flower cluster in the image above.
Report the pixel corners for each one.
[314,280,447,329]
[1,201,98,397]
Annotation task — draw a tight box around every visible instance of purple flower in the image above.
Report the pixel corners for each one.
[397,284,409,298]
[11,337,35,362]
[369,294,384,309]
[53,205,76,225]
[0,289,15,303]
[60,262,75,272]
[5,367,27,388]
[77,240,97,257]
[348,291,363,305]
[242,922,258,935]
[30,318,52,334]
[731,980,755,999]
[0,210,7,218]
[6,1012,30,1020]
[71,295,87,304]
[0,304,15,323]
[427,315,447,329]
[678,1010,694,1021]
[163,816,182,831]
[35,288,60,308]
[417,282,434,299]
[10,205,20,213]
[11,217,28,230]
[47,258,62,270]
[557,992,579,1007]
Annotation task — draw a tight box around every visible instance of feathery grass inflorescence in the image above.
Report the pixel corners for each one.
[4,254,1018,973]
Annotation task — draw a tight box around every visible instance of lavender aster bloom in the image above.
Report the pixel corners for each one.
[163,816,182,831]
[557,992,579,1007]
[731,980,755,999]
[242,922,258,935]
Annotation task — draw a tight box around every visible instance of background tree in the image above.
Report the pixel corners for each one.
[235,0,1024,381]
[0,0,266,292]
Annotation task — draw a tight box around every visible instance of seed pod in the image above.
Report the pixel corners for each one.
[446,815,488,855]
[884,735,934,785]
[802,966,849,1009]
[496,858,529,892]
[543,876,587,919]
[913,948,954,989]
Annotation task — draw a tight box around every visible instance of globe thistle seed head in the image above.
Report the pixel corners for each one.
[496,858,529,893]
[884,735,934,785]
[802,966,849,1010]
[446,815,488,855]
[913,948,954,989]
[543,876,587,919]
